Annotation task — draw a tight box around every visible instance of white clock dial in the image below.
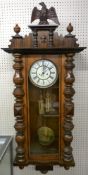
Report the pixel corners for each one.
[29,59,58,88]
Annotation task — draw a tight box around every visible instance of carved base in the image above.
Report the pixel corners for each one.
[36,165,53,174]
[64,155,75,170]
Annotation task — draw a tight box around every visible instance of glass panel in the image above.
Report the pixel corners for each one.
[28,78,59,155]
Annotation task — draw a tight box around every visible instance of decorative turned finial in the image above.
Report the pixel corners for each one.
[14,24,21,36]
[8,24,23,48]
[65,23,79,48]
[67,23,73,34]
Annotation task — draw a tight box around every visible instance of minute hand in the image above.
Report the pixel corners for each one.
[40,66,48,76]
[43,67,49,73]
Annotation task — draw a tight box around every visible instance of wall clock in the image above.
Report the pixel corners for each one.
[2,2,86,173]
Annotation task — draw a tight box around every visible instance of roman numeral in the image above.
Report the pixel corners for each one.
[31,72,36,74]
[49,66,53,70]
[51,71,55,74]
[50,75,54,79]
[33,76,37,79]
[37,78,40,83]
[43,80,45,85]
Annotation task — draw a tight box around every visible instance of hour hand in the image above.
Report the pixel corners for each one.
[41,68,45,76]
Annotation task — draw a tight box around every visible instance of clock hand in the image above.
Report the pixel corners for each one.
[40,64,47,76]
[42,60,45,72]
[42,60,49,71]
[41,67,49,76]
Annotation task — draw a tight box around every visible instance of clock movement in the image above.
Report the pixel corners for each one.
[2,2,86,173]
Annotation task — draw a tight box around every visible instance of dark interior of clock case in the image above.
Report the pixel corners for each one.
[28,78,59,155]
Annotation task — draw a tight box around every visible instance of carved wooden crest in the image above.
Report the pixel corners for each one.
[31,2,60,25]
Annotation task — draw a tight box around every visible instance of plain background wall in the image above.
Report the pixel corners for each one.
[0,0,88,175]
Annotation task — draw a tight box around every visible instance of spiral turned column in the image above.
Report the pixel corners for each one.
[13,53,25,167]
[64,53,75,169]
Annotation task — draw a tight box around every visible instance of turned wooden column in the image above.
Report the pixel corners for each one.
[33,29,38,48]
[64,53,75,169]
[49,29,53,48]
[13,53,25,166]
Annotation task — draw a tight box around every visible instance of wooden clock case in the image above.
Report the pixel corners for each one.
[2,5,86,173]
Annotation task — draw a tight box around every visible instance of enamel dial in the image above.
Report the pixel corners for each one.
[29,59,58,88]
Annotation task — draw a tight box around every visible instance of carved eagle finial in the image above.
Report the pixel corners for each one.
[31,2,60,25]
